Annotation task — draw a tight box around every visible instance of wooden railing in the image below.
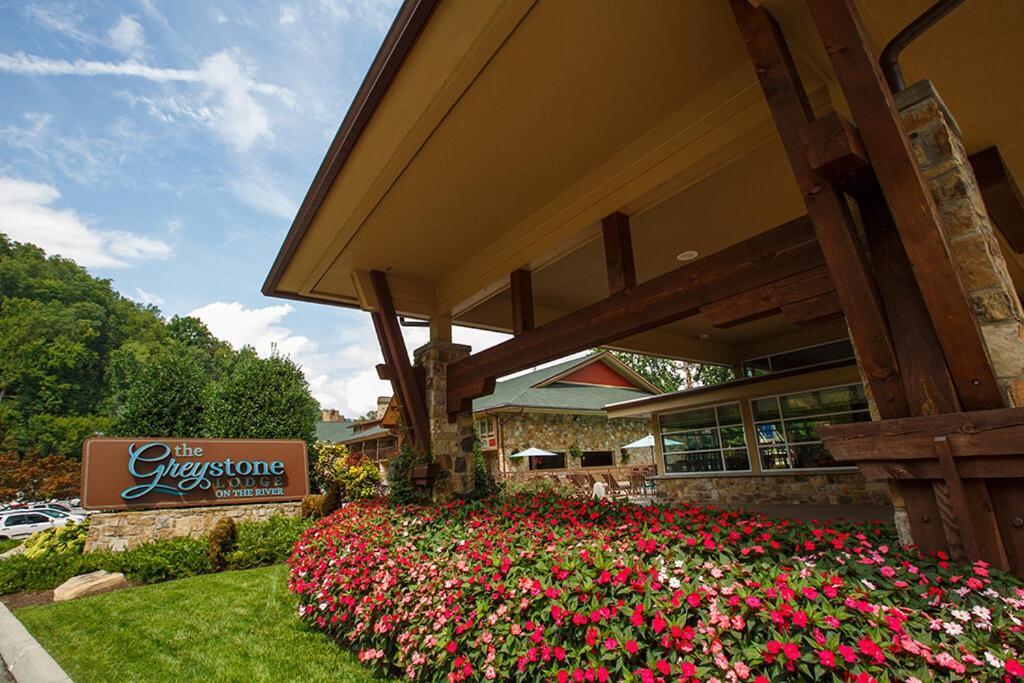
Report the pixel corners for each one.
[821,406,1024,575]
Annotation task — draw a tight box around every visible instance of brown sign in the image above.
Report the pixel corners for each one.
[81,438,309,510]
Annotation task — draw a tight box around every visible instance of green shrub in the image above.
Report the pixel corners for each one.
[0,514,308,595]
[0,551,108,594]
[115,536,212,583]
[206,518,237,571]
[388,443,428,505]
[0,539,20,554]
[23,519,89,559]
[313,442,382,501]
[499,476,575,499]
[226,516,310,569]
[300,494,324,519]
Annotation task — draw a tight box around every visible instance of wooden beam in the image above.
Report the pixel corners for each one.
[601,212,637,293]
[509,269,534,336]
[375,363,393,381]
[369,270,431,447]
[780,290,843,327]
[799,111,869,188]
[447,216,824,413]
[730,0,909,419]
[857,178,961,416]
[971,146,1024,254]
[700,265,834,328]
[807,0,1003,411]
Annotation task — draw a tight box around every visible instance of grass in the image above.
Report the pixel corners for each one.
[16,564,387,683]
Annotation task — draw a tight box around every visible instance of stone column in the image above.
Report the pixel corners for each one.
[413,340,475,500]
[897,80,1024,406]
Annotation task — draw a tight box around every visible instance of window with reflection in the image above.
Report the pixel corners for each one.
[658,403,750,474]
[752,383,870,470]
[742,339,855,378]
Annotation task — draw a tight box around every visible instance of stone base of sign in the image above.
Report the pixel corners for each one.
[84,501,301,552]
[53,570,127,602]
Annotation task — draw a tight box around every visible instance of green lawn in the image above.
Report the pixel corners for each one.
[16,565,386,683]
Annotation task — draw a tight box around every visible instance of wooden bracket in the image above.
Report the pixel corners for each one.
[601,212,637,294]
[510,269,535,336]
[799,112,870,189]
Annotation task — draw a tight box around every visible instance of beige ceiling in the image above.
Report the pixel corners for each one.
[271,0,1024,364]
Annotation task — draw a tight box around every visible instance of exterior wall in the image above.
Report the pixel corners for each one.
[622,363,891,507]
[897,80,1024,407]
[497,412,651,473]
[85,501,301,552]
[656,472,889,507]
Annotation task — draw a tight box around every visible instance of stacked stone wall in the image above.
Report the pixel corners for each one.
[85,501,300,552]
[499,413,651,472]
[657,472,889,507]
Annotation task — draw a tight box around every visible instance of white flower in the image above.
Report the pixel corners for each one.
[861,579,877,591]
[972,606,992,621]
[985,651,1003,668]
[674,560,684,569]
[669,577,681,589]
[951,609,970,622]
[942,622,964,636]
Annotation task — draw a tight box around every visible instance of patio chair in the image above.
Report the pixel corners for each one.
[600,473,630,498]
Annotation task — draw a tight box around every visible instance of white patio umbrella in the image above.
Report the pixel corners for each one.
[510,447,559,458]
[621,435,655,449]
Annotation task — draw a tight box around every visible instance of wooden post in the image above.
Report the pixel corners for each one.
[369,270,431,449]
[602,212,637,294]
[807,0,1003,412]
[729,0,909,419]
[509,269,534,336]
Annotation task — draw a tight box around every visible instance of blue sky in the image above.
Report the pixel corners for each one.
[0,0,508,417]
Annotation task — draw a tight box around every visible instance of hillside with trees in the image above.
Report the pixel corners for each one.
[0,233,319,501]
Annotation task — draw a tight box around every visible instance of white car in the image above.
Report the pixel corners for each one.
[30,508,87,524]
[0,511,75,540]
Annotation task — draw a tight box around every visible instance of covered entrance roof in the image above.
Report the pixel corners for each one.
[264,0,1024,366]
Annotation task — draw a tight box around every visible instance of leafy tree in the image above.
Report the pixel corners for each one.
[203,349,319,444]
[0,452,81,502]
[113,346,208,438]
[596,349,735,393]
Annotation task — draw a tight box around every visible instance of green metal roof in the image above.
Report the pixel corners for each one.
[315,420,356,442]
[472,356,654,413]
[337,423,391,445]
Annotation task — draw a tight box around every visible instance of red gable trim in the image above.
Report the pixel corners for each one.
[559,361,639,389]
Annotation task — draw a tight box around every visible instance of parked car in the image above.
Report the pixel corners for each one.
[29,508,86,523]
[0,511,72,540]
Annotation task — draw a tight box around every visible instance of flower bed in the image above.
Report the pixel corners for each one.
[289,495,1024,682]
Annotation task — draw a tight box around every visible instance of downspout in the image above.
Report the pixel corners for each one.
[880,0,968,93]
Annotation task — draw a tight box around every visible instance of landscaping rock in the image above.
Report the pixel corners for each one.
[0,545,24,559]
[53,570,127,602]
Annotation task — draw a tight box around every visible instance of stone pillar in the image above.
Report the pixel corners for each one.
[897,80,1024,406]
[413,340,475,500]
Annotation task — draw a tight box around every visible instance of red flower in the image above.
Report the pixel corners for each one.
[1007,660,1024,677]
[445,641,457,654]
[624,640,639,655]
[818,650,836,668]
[656,659,671,675]
[651,613,666,634]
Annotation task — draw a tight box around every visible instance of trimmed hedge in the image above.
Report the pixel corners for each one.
[0,514,311,594]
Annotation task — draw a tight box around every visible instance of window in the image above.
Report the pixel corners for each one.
[529,453,566,470]
[476,416,498,450]
[658,403,750,474]
[2,515,25,528]
[742,340,855,378]
[752,383,870,470]
[580,451,613,468]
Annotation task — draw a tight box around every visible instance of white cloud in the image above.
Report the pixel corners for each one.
[229,172,296,218]
[0,51,294,151]
[107,16,147,58]
[0,176,173,268]
[25,4,96,45]
[131,287,165,306]
[167,218,183,234]
[189,301,313,358]
[279,6,299,25]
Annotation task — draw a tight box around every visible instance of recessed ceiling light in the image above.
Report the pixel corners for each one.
[676,250,699,262]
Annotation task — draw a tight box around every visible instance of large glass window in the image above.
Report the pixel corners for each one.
[752,383,869,470]
[742,340,855,378]
[659,403,750,474]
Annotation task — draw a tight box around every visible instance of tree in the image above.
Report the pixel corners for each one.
[597,348,735,393]
[113,346,208,438]
[203,349,319,444]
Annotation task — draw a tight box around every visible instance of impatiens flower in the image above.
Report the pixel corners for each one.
[624,640,639,655]
[1006,659,1024,677]
[818,650,836,668]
